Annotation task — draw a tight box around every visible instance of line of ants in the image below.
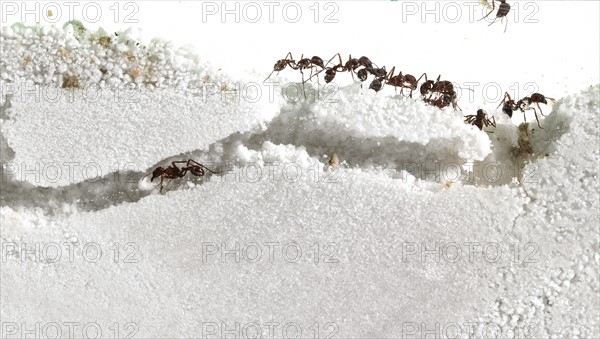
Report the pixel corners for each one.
[265,52,463,111]
[266,52,555,129]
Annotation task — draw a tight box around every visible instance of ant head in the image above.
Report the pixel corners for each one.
[369,79,382,92]
[477,109,486,116]
[357,69,368,81]
[325,69,336,83]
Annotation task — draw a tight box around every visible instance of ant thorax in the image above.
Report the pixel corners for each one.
[518,98,532,111]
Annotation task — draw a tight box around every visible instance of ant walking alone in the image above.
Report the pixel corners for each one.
[145,159,221,193]
[479,0,511,32]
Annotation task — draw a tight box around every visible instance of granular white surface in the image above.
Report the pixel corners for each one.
[1,24,599,338]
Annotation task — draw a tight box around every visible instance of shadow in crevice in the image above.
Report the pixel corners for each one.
[2,89,542,214]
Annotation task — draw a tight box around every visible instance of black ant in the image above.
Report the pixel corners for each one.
[264,52,297,81]
[479,0,511,32]
[146,160,219,193]
[515,93,555,129]
[295,54,326,97]
[465,109,496,130]
[318,53,346,83]
[426,94,461,111]
[296,54,325,80]
[386,67,427,97]
[420,75,454,99]
[421,75,461,110]
[266,53,326,98]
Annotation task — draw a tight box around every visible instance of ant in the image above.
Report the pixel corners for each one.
[296,54,325,81]
[264,52,297,81]
[266,53,325,98]
[320,53,347,83]
[420,75,454,99]
[479,0,511,32]
[420,75,461,110]
[146,159,219,193]
[295,54,326,97]
[464,109,496,130]
[499,92,554,129]
[425,94,461,111]
[386,67,427,97]
[515,93,555,129]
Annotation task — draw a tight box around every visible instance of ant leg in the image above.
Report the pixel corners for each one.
[308,53,340,83]
[387,66,396,79]
[532,108,544,129]
[478,0,495,21]
[490,116,496,127]
[503,16,508,33]
[497,92,509,110]
[488,16,499,26]
[311,66,320,89]
[171,160,187,169]
[158,176,165,193]
[416,73,427,83]
[333,53,344,69]
[302,70,308,99]
[536,102,547,116]
[264,70,277,82]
